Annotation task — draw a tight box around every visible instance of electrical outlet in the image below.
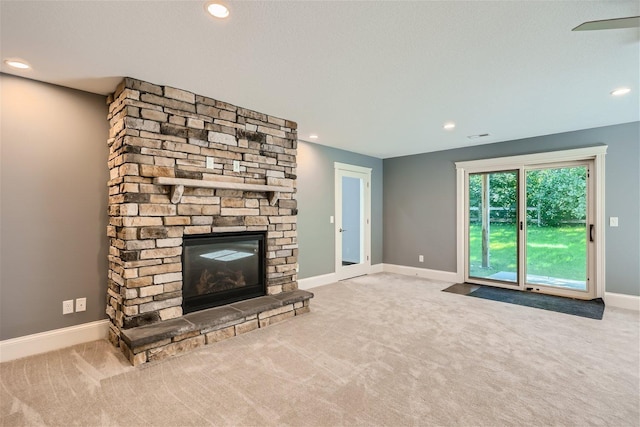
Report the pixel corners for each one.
[206,157,215,169]
[419,255,424,263]
[609,217,619,227]
[330,216,334,224]
[76,297,87,312]
[232,160,240,172]
[63,300,74,315]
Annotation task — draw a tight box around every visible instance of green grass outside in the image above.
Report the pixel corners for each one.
[469,223,587,281]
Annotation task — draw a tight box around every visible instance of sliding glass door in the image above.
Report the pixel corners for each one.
[468,170,519,285]
[525,165,589,293]
[465,161,595,299]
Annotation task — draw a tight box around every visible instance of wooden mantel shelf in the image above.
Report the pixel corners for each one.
[153,177,294,205]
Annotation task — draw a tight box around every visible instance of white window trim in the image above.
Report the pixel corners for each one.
[454,146,607,298]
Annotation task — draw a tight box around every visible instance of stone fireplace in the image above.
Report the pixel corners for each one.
[106,78,312,365]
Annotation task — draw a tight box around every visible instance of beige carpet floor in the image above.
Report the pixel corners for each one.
[1,273,638,426]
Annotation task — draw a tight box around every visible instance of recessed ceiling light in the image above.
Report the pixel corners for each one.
[205,2,229,19]
[443,122,456,130]
[309,134,318,139]
[3,59,30,70]
[610,87,631,96]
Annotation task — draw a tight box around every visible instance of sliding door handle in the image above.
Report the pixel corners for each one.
[339,228,347,233]
[589,224,594,242]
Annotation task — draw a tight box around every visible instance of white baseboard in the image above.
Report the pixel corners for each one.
[297,264,459,289]
[370,263,384,274]
[382,263,461,283]
[0,320,110,363]
[298,264,384,290]
[605,292,640,311]
[298,272,339,290]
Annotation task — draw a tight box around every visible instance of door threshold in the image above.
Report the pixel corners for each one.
[339,273,367,281]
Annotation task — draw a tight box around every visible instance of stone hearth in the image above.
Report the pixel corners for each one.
[105,77,312,365]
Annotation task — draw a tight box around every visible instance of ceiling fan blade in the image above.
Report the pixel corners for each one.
[572,16,640,31]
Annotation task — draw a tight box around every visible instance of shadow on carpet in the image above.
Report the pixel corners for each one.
[443,284,605,320]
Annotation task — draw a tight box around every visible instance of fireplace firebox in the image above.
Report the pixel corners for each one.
[182,232,266,314]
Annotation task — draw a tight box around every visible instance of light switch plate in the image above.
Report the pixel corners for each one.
[232,160,240,172]
[609,217,619,227]
[206,157,215,169]
[330,216,334,224]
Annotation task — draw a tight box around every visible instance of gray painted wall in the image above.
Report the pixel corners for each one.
[297,141,383,279]
[0,74,109,340]
[383,122,640,296]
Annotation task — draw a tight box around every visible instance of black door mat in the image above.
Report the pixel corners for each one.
[443,283,605,320]
[442,282,480,295]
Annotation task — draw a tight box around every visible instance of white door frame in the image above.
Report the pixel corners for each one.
[335,162,372,280]
[455,146,607,298]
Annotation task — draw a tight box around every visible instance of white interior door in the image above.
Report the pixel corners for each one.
[335,163,371,280]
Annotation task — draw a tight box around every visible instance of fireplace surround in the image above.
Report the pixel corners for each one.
[106,77,312,365]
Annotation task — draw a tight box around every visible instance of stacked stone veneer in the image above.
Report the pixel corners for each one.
[106,77,300,354]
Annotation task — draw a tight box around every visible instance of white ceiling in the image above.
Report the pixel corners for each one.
[1,1,638,159]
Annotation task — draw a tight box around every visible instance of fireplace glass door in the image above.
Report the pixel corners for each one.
[182,232,266,314]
